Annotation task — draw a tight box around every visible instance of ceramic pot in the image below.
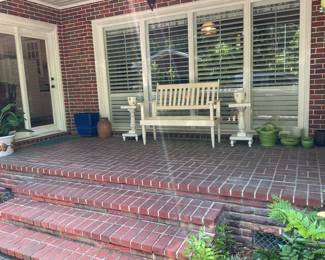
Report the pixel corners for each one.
[301,137,314,149]
[0,134,15,158]
[315,130,325,146]
[128,97,137,106]
[97,118,112,139]
[234,90,245,104]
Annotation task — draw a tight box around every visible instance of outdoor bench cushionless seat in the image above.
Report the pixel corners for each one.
[139,82,221,148]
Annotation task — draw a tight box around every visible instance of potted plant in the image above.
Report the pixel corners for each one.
[280,132,300,147]
[0,104,26,157]
[302,136,314,149]
[255,122,281,147]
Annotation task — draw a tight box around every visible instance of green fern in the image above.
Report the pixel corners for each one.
[269,197,325,241]
[268,197,325,260]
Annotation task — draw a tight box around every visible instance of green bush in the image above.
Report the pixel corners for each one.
[267,197,325,260]
[184,225,244,260]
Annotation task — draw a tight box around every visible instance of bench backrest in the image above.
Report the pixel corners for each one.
[155,82,219,110]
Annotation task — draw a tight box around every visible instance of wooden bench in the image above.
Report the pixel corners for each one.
[139,82,221,148]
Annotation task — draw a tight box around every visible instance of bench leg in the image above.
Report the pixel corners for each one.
[211,126,215,148]
[153,126,157,141]
[217,123,221,143]
[142,125,147,145]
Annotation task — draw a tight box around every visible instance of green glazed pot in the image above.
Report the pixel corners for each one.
[301,137,314,149]
[256,129,278,147]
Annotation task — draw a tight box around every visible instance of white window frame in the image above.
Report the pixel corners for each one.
[92,0,311,134]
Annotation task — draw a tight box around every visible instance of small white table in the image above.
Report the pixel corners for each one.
[120,105,141,141]
[228,103,253,147]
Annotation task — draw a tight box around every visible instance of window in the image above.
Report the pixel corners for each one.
[149,18,189,90]
[105,26,143,129]
[105,26,143,93]
[253,1,300,127]
[196,10,243,120]
[99,0,308,132]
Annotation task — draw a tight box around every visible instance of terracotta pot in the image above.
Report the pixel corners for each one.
[97,118,112,139]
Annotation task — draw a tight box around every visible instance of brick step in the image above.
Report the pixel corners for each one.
[0,163,272,208]
[0,221,143,260]
[13,178,223,229]
[0,171,30,190]
[0,198,192,259]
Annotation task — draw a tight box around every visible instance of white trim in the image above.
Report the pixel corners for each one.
[243,0,252,131]
[188,12,195,84]
[139,20,150,110]
[0,13,67,136]
[92,0,312,133]
[25,0,104,10]
[298,0,312,135]
[92,24,110,118]
[92,0,245,28]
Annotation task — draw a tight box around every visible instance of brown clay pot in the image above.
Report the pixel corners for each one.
[97,118,112,138]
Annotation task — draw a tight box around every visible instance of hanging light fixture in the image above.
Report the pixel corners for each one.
[147,0,156,11]
[201,21,217,36]
[321,0,325,13]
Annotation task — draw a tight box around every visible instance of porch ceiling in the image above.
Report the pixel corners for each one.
[26,0,103,9]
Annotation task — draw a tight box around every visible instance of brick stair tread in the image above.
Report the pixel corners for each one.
[13,179,223,227]
[0,221,142,260]
[0,197,191,259]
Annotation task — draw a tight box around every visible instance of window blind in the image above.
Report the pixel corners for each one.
[105,26,143,93]
[149,18,189,91]
[105,26,143,130]
[253,1,300,128]
[196,10,244,120]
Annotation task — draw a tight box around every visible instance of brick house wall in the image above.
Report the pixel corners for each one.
[1,0,324,134]
[310,0,325,135]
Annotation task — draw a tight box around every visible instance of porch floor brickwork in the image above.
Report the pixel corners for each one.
[1,136,324,208]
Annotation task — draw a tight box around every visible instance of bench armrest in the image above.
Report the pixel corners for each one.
[138,102,146,120]
[208,101,221,120]
[138,101,158,119]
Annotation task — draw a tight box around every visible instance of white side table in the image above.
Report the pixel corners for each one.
[228,103,253,147]
[120,105,141,141]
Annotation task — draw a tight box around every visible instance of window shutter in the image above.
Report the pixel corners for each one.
[105,26,143,130]
[105,26,143,93]
[196,10,244,120]
[148,18,189,91]
[252,1,300,128]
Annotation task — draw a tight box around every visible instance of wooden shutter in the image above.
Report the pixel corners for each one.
[252,1,300,128]
[105,26,143,130]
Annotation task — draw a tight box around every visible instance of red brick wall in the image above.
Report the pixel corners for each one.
[1,0,324,134]
[0,0,58,23]
[310,0,325,134]
[59,0,194,131]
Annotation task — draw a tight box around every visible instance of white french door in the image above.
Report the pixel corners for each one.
[0,14,66,139]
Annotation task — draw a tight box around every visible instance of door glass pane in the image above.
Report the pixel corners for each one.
[0,33,23,110]
[22,37,54,127]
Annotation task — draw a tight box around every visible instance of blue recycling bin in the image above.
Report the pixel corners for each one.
[74,112,100,137]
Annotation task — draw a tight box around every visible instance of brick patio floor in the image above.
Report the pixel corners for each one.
[0,136,324,207]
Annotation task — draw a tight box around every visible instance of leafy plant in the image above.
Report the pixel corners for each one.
[184,228,216,260]
[213,225,234,259]
[184,225,238,260]
[252,248,280,260]
[0,104,26,137]
[268,197,325,260]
